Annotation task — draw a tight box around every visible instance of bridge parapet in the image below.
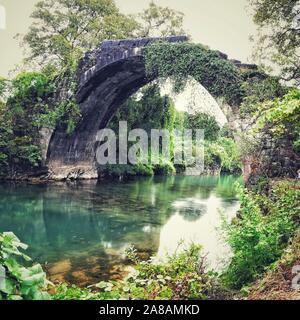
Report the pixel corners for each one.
[77,35,260,99]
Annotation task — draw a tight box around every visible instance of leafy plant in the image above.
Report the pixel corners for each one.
[144,42,243,105]
[240,76,286,117]
[253,89,300,151]
[0,232,50,300]
[53,244,220,300]
[185,112,220,141]
[250,0,300,85]
[121,244,217,300]
[205,137,242,174]
[222,180,300,289]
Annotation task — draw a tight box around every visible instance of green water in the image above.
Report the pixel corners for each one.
[0,175,241,286]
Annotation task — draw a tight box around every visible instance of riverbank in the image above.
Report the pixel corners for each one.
[0,175,241,288]
[0,164,233,183]
[1,177,299,300]
[247,232,300,300]
[51,178,299,300]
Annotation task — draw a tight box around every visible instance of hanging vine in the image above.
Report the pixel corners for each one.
[144,41,244,106]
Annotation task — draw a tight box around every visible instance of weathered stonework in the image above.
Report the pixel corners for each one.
[47,36,190,179]
[247,133,300,185]
[46,36,258,180]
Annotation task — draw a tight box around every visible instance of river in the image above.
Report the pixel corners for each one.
[0,175,241,286]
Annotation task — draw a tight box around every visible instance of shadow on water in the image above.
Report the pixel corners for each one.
[0,175,242,286]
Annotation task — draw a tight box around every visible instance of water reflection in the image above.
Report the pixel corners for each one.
[0,175,241,286]
[157,193,239,270]
[172,199,207,221]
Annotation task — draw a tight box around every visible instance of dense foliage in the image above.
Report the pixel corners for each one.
[0,72,55,175]
[250,0,300,85]
[222,180,300,289]
[144,42,243,105]
[253,89,300,151]
[98,83,241,178]
[109,84,180,135]
[20,0,186,69]
[239,76,287,117]
[185,113,220,141]
[247,232,300,300]
[0,232,50,300]
[54,244,220,300]
[205,137,242,174]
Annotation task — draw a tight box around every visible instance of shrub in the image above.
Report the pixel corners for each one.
[0,232,50,300]
[253,89,300,152]
[205,137,242,174]
[144,42,243,105]
[222,181,300,289]
[185,112,220,141]
[153,159,176,175]
[53,244,220,300]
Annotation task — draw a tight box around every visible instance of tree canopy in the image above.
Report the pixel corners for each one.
[250,0,300,85]
[21,0,137,68]
[135,1,185,37]
[20,0,186,69]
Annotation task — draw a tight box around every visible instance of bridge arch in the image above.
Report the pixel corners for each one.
[47,36,257,179]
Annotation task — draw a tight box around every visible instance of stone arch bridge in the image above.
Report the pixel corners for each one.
[46,36,257,179]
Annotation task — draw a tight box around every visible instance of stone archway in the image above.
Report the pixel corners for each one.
[46,36,257,179]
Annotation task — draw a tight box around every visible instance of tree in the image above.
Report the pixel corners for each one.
[20,0,186,70]
[250,0,300,85]
[253,89,300,151]
[109,83,177,133]
[20,0,138,68]
[185,112,220,141]
[0,71,56,174]
[135,1,185,37]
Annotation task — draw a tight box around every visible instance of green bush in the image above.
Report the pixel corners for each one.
[222,181,300,289]
[219,124,234,139]
[144,42,243,105]
[153,159,176,175]
[0,232,50,300]
[0,69,82,174]
[253,89,300,152]
[0,71,55,174]
[54,244,219,300]
[185,112,220,141]
[240,76,286,117]
[205,137,242,174]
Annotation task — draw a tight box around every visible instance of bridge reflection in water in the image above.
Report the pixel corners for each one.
[0,175,241,286]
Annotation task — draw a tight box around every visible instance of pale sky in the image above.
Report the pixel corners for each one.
[0,0,256,78]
